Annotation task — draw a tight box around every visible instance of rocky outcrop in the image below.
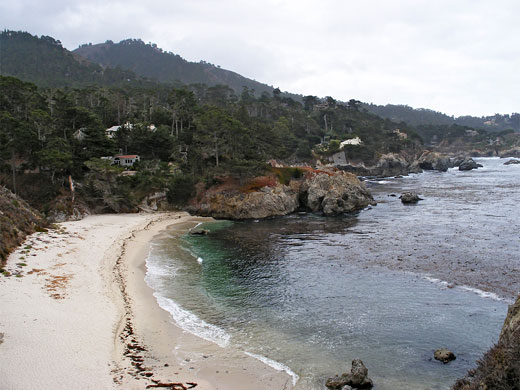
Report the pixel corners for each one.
[194,184,299,219]
[191,171,375,220]
[400,192,422,204]
[300,172,375,216]
[434,348,456,364]
[458,158,483,171]
[336,153,412,177]
[374,153,411,177]
[46,196,90,222]
[326,359,374,389]
[336,152,456,177]
[453,295,520,390]
[139,191,172,212]
[410,151,451,172]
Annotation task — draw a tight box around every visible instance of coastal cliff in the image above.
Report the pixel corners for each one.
[453,295,520,390]
[0,186,46,265]
[191,170,375,219]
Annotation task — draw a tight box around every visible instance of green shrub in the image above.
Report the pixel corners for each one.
[273,167,304,185]
[166,174,196,205]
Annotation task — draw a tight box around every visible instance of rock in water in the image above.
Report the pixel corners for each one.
[504,159,520,165]
[301,171,375,216]
[458,158,483,171]
[434,348,456,363]
[326,359,373,389]
[192,170,375,219]
[349,359,374,388]
[325,374,350,389]
[189,229,209,235]
[399,192,422,204]
[410,151,451,172]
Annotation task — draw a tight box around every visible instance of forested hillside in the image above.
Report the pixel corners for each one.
[364,103,520,132]
[0,31,153,88]
[2,30,519,221]
[0,73,419,217]
[74,39,285,97]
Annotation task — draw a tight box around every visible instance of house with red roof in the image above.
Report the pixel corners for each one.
[113,155,140,167]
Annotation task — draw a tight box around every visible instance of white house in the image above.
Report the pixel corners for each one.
[106,122,134,138]
[113,154,140,167]
[105,125,120,139]
[340,137,362,149]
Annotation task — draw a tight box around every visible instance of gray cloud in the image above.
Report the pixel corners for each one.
[1,0,519,116]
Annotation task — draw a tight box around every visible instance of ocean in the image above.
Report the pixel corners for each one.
[145,157,519,389]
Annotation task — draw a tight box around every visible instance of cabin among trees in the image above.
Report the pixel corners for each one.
[113,155,140,167]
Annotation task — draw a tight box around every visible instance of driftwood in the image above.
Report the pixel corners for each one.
[146,382,197,389]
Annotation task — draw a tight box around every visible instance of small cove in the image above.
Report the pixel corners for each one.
[146,157,519,389]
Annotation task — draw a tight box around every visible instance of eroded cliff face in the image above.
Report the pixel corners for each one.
[193,184,300,219]
[453,295,520,390]
[191,171,375,220]
[0,186,46,264]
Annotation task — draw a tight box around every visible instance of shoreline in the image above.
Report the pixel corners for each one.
[0,212,294,390]
[118,213,295,389]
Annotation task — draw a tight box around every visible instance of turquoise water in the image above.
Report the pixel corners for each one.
[146,157,519,389]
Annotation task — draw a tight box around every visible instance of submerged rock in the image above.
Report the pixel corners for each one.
[434,348,456,363]
[399,192,422,204]
[189,229,209,235]
[458,158,483,171]
[326,359,374,389]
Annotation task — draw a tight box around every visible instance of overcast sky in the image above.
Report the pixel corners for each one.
[2,0,519,116]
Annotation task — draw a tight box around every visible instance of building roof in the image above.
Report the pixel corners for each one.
[114,155,139,159]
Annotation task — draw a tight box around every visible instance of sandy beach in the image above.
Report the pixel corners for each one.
[0,213,294,390]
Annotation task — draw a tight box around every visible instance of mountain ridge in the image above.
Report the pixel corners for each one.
[73,38,299,98]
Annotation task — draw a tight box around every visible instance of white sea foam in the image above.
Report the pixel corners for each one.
[154,294,231,348]
[459,286,512,303]
[191,222,203,231]
[245,351,299,386]
[422,275,512,303]
[145,252,176,278]
[423,276,449,288]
